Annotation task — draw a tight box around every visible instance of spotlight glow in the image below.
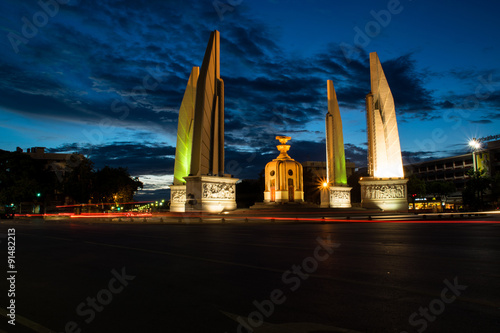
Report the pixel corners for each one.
[469,139,481,150]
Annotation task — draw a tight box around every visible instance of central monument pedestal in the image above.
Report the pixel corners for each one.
[320,188,330,208]
[184,176,238,213]
[330,186,352,208]
[170,185,187,212]
[263,136,304,204]
[359,178,408,211]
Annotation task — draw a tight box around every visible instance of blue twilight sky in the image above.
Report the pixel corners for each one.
[0,0,499,199]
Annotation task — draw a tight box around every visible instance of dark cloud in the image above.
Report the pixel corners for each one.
[135,188,171,201]
[46,139,371,181]
[0,0,443,146]
[344,143,368,167]
[483,91,500,109]
[48,142,175,176]
[402,147,470,167]
[469,119,492,124]
[380,54,436,119]
[436,71,500,115]
[437,89,500,114]
[437,100,455,109]
[3,0,499,202]
[447,68,499,84]
[486,110,500,119]
[402,151,436,166]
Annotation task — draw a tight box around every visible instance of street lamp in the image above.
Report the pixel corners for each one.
[468,138,481,172]
[469,138,480,150]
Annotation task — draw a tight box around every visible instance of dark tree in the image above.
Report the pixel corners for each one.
[0,151,143,211]
[236,179,263,208]
[0,151,55,204]
[62,155,94,204]
[406,174,426,210]
[93,166,143,203]
[426,181,456,198]
[463,169,491,211]
[303,167,321,205]
[492,172,500,209]
[348,170,368,203]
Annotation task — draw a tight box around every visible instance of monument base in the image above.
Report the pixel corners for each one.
[169,185,187,212]
[330,186,352,208]
[250,201,318,209]
[263,190,304,204]
[320,188,330,208]
[359,177,408,212]
[184,175,238,213]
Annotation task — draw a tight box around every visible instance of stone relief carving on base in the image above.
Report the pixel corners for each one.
[172,190,186,203]
[203,183,235,199]
[363,185,405,199]
[331,190,350,201]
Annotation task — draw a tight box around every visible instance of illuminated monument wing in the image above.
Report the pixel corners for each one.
[366,52,404,178]
[325,80,351,208]
[170,30,237,213]
[173,67,198,186]
[360,52,408,211]
[170,67,198,212]
[190,30,225,177]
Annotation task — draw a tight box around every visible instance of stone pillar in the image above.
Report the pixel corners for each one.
[184,175,238,213]
[320,187,330,208]
[359,177,408,212]
[330,186,352,208]
[169,185,187,212]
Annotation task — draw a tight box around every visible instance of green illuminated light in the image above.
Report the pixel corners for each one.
[173,67,198,185]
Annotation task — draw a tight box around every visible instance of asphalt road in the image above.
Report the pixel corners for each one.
[1,219,499,333]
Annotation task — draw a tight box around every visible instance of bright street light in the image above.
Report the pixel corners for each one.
[468,139,481,150]
[468,139,481,172]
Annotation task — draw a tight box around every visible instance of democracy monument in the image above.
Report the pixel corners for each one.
[170,31,407,212]
[359,52,408,211]
[325,80,352,208]
[263,136,304,204]
[170,30,238,213]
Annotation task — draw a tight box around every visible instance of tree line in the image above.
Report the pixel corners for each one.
[407,169,500,211]
[0,151,143,207]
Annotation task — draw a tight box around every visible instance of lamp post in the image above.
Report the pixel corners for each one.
[319,179,330,208]
[468,138,481,172]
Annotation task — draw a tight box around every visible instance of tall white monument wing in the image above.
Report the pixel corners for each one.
[325,80,347,185]
[190,30,225,177]
[173,67,198,185]
[367,52,404,178]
